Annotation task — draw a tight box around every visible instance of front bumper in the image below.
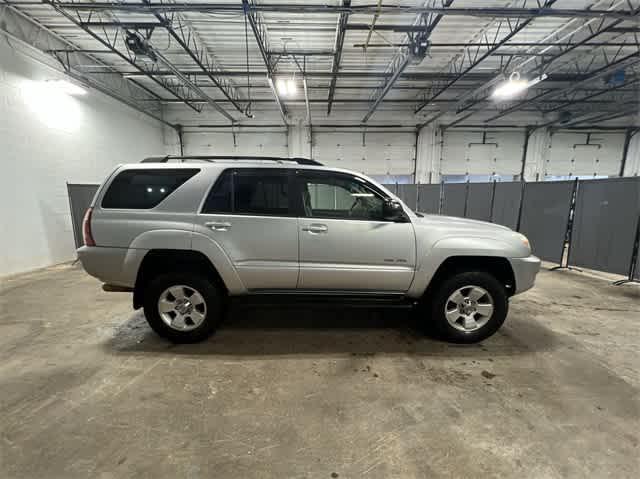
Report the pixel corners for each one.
[509,255,541,294]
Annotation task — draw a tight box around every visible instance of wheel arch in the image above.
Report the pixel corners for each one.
[418,255,516,300]
[133,249,228,309]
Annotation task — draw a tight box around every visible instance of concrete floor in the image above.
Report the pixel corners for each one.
[1,264,639,479]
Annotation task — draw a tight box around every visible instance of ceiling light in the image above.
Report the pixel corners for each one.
[46,79,87,96]
[275,77,297,97]
[21,79,82,130]
[492,72,528,100]
[492,72,548,101]
[286,79,297,95]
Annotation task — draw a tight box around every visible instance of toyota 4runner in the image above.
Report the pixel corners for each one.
[78,155,540,343]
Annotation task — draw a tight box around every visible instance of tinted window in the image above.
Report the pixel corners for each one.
[301,174,386,221]
[102,169,199,209]
[202,170,289,216]
[202,171,232,213]
[235,173,289,215]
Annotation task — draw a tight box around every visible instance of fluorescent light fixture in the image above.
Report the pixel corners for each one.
[275,77,297,97]
[492,72,548,100]
[492,78,528,99]
[286,78,297,96]
[46,79,87,96]
[276,78,288,96]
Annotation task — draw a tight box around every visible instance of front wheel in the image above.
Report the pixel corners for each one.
[143,272,223,343]
[428,271,508,343]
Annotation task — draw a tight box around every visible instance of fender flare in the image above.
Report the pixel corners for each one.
[408,236,517,297]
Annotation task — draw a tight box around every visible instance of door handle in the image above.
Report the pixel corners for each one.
[303,223,328,234]
[205,221,232,231]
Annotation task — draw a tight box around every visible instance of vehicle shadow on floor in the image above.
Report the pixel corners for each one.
[103,305,558,358]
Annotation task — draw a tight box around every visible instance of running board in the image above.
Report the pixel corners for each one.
[102,284,134,293]
[232,292,416,309]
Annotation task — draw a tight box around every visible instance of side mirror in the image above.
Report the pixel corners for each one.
[382,199,406,222]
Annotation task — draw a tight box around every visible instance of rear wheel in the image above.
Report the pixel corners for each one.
[143,272,223,343]
[427,271,508,343]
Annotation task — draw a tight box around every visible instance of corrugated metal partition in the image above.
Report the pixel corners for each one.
[417,184,441,214]
[442,183,467,217]
[519,181,574,263]
[466,183,493,222]
[396,184,418,210]
[67,183,99,249]
[569,177,640,275]
[491,182,523,230]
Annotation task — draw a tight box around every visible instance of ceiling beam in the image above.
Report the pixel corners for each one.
[42,0,211,113]
[422,2,640,126]
[362,0,454,124]
[484,49,640,123]
[242,0,287,124]
[0,4,171,126]
[540,77,640,115]
[327,0,350,115]
[414,0,559,114]
[21,2,640,18]
[142,0,248,117]
[555,107,639,127]
[354,42,639,49]
[114,70,598,82]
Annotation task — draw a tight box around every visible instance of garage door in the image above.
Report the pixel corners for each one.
[312,131,415,178]
[441,130,524,178]
[545,131,625,178]
[183,130,289,157]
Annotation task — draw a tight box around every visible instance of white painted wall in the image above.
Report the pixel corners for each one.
[0,40,164,276]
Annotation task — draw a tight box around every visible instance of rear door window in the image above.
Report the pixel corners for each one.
[202,169,291,216]
[101,169,199,209]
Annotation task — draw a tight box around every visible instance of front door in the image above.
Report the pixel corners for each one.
[195,168,298,290]
[296,171,416,292]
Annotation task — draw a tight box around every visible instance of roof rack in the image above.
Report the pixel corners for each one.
[141,155,323,166]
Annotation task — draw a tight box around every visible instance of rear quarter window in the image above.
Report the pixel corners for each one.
[101,169,200,209]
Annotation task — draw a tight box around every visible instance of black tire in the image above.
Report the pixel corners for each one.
[427,271,508,343]
[143,272,223,343]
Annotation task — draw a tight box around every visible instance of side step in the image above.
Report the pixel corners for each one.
[231,293,417,309]
[102,284,134,293]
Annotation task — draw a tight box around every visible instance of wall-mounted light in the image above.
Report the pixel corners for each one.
[45,79,87,96]
[21,79,84,130]
[275,77,297,97]
[492,72,547,100]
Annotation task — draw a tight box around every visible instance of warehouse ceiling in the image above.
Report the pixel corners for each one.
[1,0,639,129]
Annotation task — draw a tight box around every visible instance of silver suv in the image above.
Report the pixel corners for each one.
[78,156,540,344]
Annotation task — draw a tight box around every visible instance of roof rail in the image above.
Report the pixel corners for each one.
[141,155,323,166]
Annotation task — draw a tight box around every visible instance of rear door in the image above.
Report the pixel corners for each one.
[295,171,416,292]
[196,168,298,290]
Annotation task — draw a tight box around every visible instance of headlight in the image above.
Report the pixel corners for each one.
[518,233,530,249]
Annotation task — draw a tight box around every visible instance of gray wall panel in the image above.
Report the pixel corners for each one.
[417,184,441,214]
[519,181,574,263]
[491,182,522,230]
[466,183,493,222]
[396,184,418,210]
[67,184,99,249]
[569,177,640,276]
[442,183,467,217]
[635,242,640,280]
